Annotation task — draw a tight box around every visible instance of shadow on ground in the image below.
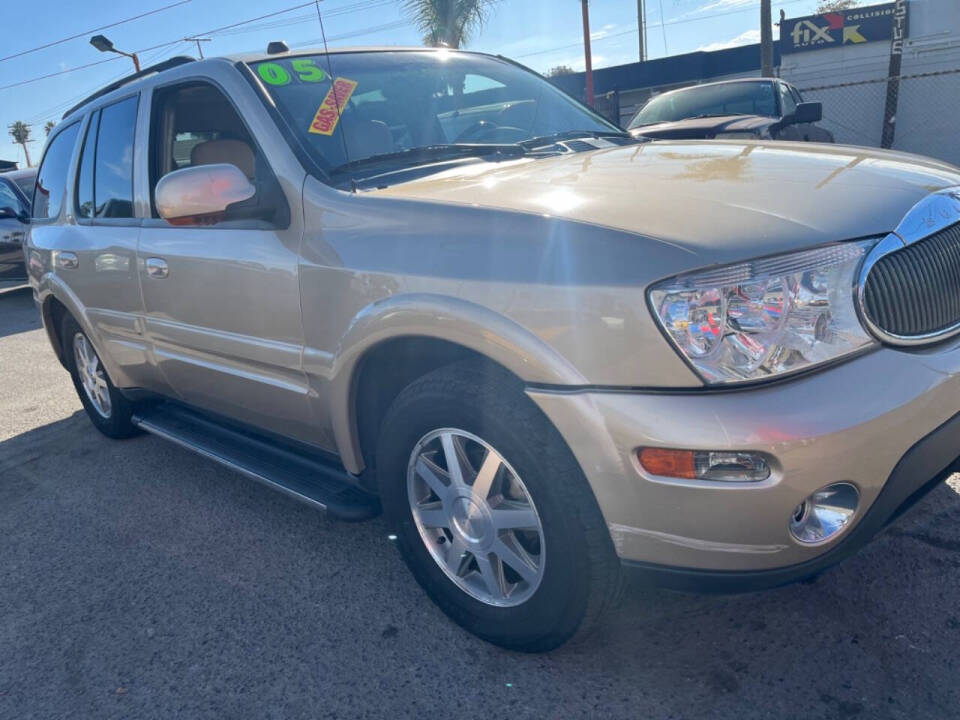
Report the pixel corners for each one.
[0,286,41,340]
[2,410,960,719]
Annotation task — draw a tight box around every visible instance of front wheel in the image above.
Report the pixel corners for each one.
[377,361,620,651]
[62,314,139,439]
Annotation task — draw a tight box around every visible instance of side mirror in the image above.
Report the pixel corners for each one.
[0,206,17,220]
[155,163,256,226]
[790,102,822,124]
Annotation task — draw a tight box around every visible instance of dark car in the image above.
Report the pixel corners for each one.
[4,167,38,200]
[627,78,833,143]
[0,174,31,283]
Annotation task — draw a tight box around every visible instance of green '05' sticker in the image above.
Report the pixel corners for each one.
[257,59,327,86]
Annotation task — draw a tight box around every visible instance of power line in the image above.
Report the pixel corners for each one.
[0,1,319,92]
[516,0,810,60]
[0,0,192,64]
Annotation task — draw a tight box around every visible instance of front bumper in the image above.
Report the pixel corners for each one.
[527,339,960,579]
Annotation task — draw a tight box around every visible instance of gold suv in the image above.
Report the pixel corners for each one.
[26,47,960,651]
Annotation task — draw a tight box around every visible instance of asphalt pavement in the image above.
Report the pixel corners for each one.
[2,284,959,720]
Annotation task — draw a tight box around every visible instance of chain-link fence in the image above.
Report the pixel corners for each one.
[795,68,960,166]
[583,66,960,168]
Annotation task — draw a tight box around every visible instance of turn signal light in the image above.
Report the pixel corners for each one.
[637,448,770,483]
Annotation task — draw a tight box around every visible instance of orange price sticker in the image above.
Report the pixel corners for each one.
[308,77,358,136]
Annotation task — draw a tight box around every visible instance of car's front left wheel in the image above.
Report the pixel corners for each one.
[376,360,620,652]
[61,314,139,439]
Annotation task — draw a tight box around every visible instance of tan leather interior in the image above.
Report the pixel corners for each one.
[191,139,255,179]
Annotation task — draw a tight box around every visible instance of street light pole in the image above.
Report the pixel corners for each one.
[90,34,141,72]
[581,0,594,107]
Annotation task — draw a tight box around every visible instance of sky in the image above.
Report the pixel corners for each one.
[0,0,826,165]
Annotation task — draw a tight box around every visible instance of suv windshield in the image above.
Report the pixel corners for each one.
[629,81,778,128]
[250,50,621,180]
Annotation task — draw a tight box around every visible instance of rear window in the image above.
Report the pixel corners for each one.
[32,123,80,220]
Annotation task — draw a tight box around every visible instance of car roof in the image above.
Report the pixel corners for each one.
[655,77,784,98]
[224,45,457,63]
[2,168,37,180]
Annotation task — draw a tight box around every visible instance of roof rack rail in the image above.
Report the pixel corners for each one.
[62,56,196,120]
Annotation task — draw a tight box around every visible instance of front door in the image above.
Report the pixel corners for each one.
[137,80,314,444]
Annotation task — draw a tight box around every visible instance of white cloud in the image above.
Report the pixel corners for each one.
[693,0,756,12]
[697,28,761,51]
[590,23,618,41]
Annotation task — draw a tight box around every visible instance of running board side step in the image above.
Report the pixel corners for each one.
[131,403,380,521]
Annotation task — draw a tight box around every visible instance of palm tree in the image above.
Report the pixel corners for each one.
[401,0,501,48]
[44,120,56,136]
[8,121,32,167]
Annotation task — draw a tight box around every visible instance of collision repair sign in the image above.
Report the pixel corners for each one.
[781,2,908,54]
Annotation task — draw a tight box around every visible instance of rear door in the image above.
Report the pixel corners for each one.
[66,97,163,392]
[136,79,314,443]
[0,178,29,280]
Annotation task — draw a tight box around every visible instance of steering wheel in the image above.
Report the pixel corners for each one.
[455,120,527,144]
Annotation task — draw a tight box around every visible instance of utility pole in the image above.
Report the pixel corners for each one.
[760,0,773,77]
[637,0,647,62]
[184,36,211,58]
[581,0,594,107]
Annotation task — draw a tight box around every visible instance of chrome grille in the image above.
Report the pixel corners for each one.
[862,222,960,339]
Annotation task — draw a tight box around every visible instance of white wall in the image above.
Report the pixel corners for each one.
[780,0,960,164]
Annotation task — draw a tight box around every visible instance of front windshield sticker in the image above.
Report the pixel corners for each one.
[308,77,358,136]
[257,59,328,86]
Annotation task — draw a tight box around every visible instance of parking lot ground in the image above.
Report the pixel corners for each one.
[2,285,960,720]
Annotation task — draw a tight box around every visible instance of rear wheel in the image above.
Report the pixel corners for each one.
[62,314,139,439]
[377,361,620,651]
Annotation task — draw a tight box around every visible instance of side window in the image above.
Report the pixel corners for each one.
[0,180,24,214]
[94,96,138,218]
[151,82,260,193]
[32,123,80,220]
[779,83,797,117]
[75,111,99,219]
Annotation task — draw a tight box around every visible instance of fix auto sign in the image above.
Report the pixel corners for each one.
[781,1,908,54]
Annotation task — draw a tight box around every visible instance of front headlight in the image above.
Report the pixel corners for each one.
[648,240,878,384]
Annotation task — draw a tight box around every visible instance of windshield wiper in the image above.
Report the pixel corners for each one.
[520,129,634,149]
[330,143,525,176]
[686,113,749,120]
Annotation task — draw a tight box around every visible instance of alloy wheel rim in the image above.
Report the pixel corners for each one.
[73,332,112,419]
[406,428,546,607]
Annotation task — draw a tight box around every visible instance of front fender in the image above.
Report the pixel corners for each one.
[319,293,589,474]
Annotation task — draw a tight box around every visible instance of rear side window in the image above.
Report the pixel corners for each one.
[94,95,138,218]
[32,123,80,220]
[75,112,99,219]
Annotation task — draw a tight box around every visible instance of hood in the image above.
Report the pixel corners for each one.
[629,115,774,139]
[370,140,960,263]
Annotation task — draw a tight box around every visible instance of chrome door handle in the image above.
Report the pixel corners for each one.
[145,257,169,279]
[57,251,79,269]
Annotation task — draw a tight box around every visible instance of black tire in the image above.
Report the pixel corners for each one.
[61,313,139,439]
[376,360,620,652]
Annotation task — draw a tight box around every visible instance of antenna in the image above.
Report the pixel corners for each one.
[314,0,355,190]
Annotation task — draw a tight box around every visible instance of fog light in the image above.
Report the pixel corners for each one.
[789,483,859,545]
